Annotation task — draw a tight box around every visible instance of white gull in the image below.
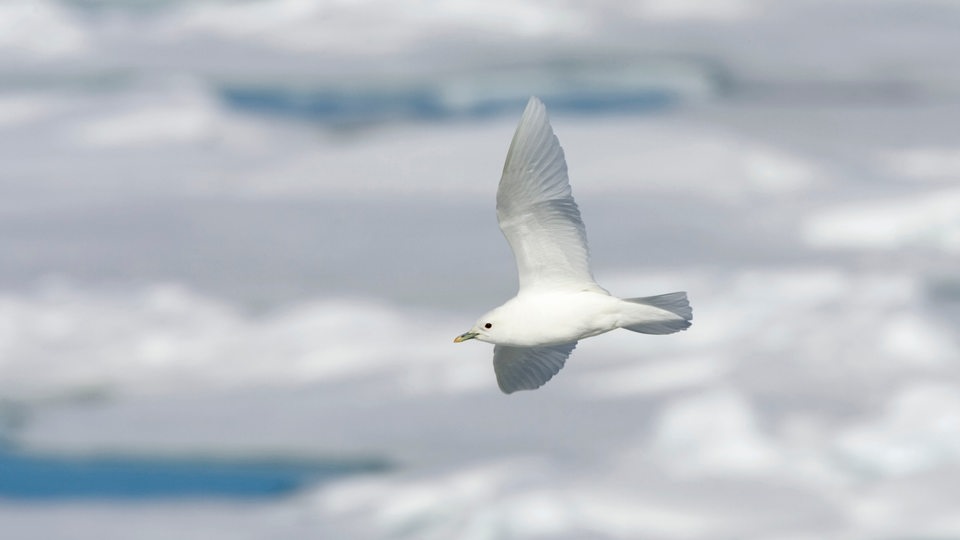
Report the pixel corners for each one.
[455,96,693,394]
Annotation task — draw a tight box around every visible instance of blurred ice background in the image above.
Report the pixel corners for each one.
[0,0,959,538]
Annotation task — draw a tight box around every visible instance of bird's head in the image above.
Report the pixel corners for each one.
[453,307,505,344]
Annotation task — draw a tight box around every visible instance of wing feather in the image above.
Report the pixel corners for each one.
[493,342,577,394]
[496,97,600,292]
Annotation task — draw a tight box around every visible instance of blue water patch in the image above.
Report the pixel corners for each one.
[218,86,677,127]
[0,447,388,500]
[214,57,724,125]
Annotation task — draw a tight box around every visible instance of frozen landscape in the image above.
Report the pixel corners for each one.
[0,0,958,538]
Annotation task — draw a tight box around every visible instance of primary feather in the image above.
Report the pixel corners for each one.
[496,97,601,293]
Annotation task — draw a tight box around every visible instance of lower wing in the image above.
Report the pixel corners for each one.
[493,342,577,394]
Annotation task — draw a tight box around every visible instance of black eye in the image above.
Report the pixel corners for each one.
[484,322,492,329]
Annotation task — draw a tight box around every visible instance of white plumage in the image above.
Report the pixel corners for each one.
[455,97,692,394]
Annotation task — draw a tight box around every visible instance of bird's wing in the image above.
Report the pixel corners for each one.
[493,342,577,394]
[497,97,601,293]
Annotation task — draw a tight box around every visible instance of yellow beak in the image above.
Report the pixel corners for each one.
[453,331,478,343]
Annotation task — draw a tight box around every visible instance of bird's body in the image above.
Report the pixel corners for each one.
[455,97,692,394]
[477,290,623,348]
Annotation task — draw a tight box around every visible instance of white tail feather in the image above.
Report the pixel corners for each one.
[621,292,692,335]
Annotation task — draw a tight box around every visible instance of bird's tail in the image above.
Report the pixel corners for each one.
[620,292,692,335]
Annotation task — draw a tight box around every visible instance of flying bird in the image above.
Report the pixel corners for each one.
[454,96,693,394]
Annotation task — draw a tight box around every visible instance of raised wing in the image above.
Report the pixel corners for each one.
[493,342,577,394]
[497,97,601,293]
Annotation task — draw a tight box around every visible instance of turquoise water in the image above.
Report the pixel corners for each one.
[0,447,388,500]
[219,86,677,126]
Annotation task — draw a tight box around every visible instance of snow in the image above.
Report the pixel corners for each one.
[836,382,960,477]
[803,188,960,253]
[0,0,959,538]
[5,267,956,538]
[0,0,90,60]
[166,0,592,53]
[631,0,758,22]
[0,282,475,398]
[885,146,960,183]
